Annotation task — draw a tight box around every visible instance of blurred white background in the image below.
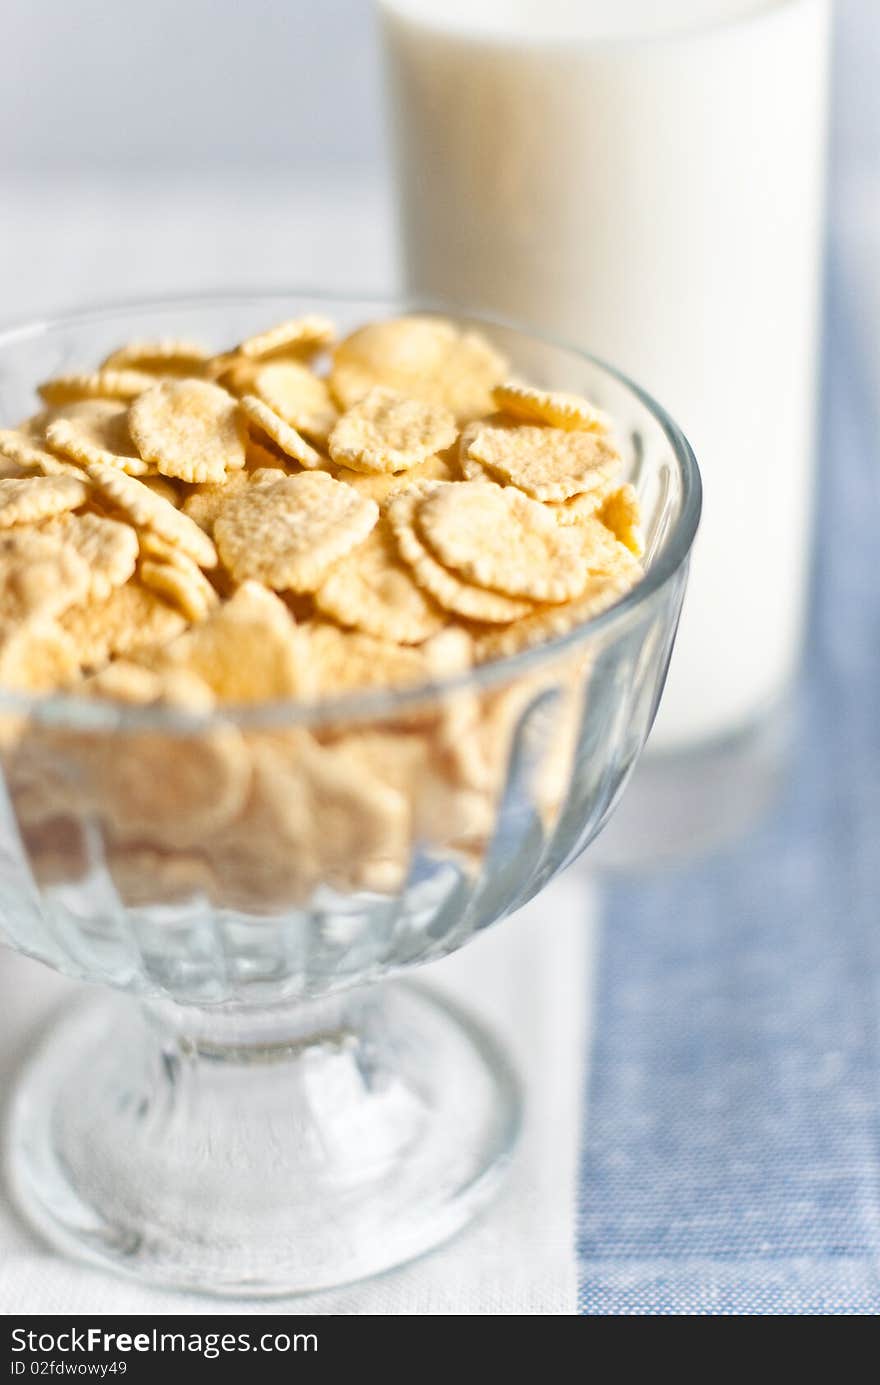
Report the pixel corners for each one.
[1,0,875,329]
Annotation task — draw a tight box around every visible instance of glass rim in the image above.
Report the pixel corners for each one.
[0,288,702,733]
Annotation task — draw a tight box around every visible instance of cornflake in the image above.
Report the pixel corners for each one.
[214,471,378,593]
[144,582,311,703]
[234,314,335,362]
[0,529,89,625]
[42,511,139,602]
[0,475,88,528]
[0,429,84,479]
[328,387,457,475]
[418,482,591,603]
[467,423,620,503]
[46,405,149,477]
[331,316,508,422]
[251,361,337,442]
[598,484,644,556]
[38,370,154,406]
[140,555,219,623]
[59,581,187,667]
[101,339,211,376]
[386,485,535,624]
[128,378,246,483]
[492,381,611,433]
[238,395,323,469]
[315,520,445,645]
[85,460,218,568]
[332,452,457,506]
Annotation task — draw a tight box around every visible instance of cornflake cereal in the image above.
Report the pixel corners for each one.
[0,429,85,479]
[101,339,211,376]
[128,379,247,483]
[46,404,149,476]
[234,314,335,363]
[0,310,646,913]
[386,485,535,624]
[0,529,89,624]
[251,361,337,442]
[0,475,88,528]
[214,471,378,592]
[417,481,591,603]
[85,460,218,568]
[38,370,155,406]
[144,582,312,703]
[42,512,139,602]
[466,423,620,503]
[58,581,187,668]
[328,387,457,475]
[315,520,445,645]
[331,316,508,421]
[238,395,323,469]
[140,555,219,623]
[492,380,611,433]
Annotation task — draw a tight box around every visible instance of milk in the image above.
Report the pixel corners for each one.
[380,0,831,751]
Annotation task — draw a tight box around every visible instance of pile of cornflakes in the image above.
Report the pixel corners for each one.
[0,314,643,911]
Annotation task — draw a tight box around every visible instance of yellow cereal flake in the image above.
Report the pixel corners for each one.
[149,581,311,703]
[0,429,81,479]
[328,387,457,475]
[59,580,187,668]
[37,369,154,406]
[303,621,431,696]
[331,316,507,422]
[386,485,534,624]
[81,660,216,710]
[245,435,290,473]
[46,404,149,476]
[333,451,457,506]
[467,424,621,503]
[85,460,218,568]
[180,470,250,534]
[234,314,335,362]
[140,474,184,507]
[206,354,261,396]
[0,529,89,627]
[238,395,323,469]
[597,483,644,556]
[492,380,611,433]
[252,734,410,894]
[418,481,591,603]
[0,622,80,692]
[546,488,610,526]
[572,514,644,581]
[475,572,636,661]
[315,520,445,645]
[42,511,139,601]
[0,475,88,528]
[140,553,219,622]
[128,378,246,483]
[252,361,337,442]
[100,339,211,375]
[70,721,251,850]
[214,470,378,593]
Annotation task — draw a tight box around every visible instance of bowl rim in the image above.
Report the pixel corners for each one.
[0,289,702,731]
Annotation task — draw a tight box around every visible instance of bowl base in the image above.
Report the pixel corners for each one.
[6,981,520,1298]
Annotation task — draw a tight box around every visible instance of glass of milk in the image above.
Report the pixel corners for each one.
[379,0,831,859]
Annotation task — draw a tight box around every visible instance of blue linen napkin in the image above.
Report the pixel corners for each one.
[578,262,880,1315]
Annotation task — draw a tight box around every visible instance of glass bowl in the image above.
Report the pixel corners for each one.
[0,293,700,1296]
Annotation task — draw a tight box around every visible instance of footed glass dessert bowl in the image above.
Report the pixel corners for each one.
[0,293,700,1295]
